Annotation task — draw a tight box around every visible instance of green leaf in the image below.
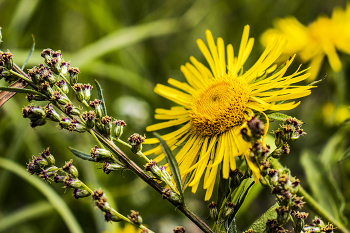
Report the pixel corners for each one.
[0,87,46,98]
[235,183,264,220]
[217,170,230,211]
[248,202,278,233]
[68,146,95,161]
[0,27,2,44]
[0,157,83,233]
[234,181,254,213]
[153,132,184,201]
[266,112,291,122]
[231,178,253,205]
[71,19,180,68]
[301,150,347,226]
[0,201,53,232]
[227,181,254,232]
[320,128,347,170]
[338,146,350,163]
[86,62,155,101]
[227,217,237,233]
[94,79,107,116]
[21,34,35,70]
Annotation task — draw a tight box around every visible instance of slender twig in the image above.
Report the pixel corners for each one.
[115,138,150,163]
[89,129,105,149]
[12,63,37,90]
[93,129,215,233]
[60,73,70,85]
[9,70,33,84]
[57,167,153,232]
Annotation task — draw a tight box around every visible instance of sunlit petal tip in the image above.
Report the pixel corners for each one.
[205,30,214,41]
[145,26,314,200]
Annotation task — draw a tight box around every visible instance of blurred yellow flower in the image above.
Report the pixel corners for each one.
[144,25,313,200]
[103,224,142,233]
[322,102,350,125]
[261,4,350,81]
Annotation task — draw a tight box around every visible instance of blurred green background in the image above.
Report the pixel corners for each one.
[0,0,349,232]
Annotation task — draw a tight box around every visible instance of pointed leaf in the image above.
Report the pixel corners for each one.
[153,132,184,200]
[235,181,254,213]
[338,147,350,163]
[301,150,347,226]
[227,180,254,230]
[21,34,35,70]
[248,203,278,233]
[320,129,347,170]
[0,87,47,98]
[266,112,291,122]
[231,178,253,205]
[68,146,95,161]
[217,170,230,211]
[94,79,107,116]
[226,181,255,233]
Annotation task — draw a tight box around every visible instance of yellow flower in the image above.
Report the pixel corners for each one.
[144,25,312,200]
[322,102,350,125]
[261,4,350,81]
[103,224,142,233]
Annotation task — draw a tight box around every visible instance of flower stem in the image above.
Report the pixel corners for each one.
[12,63,38,90]
[93,129,214,233]
[9,70,33,84]
[60,73,70,85]
[115,138,150,162]
[270,158,350,233]
[297,186,349,233]
[89,129,105,149]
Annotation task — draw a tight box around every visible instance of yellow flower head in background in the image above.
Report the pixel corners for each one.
[144,25,313,200]
[322,102,350,125]
[261,3,350,81]
[107,224,142,233]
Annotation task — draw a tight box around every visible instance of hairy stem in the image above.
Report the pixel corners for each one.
[93,129,214,233]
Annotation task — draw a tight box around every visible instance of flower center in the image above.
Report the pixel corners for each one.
[190,75,250,136]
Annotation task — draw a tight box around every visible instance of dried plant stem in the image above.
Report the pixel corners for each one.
[93,129,215,233]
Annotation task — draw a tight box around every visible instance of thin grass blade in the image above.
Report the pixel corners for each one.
[21,34,35,70]
[153,132,184,200]
[94,79,107,116]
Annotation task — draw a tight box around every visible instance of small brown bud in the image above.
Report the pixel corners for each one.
[173,226,186,233]
[128,133,145,154]
[128,210,142,225]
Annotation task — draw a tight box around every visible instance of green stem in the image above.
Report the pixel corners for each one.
[297,186,349,233]
[270,158,350,233]
[9,70,33,84]
[60,73,70,85]
[109,208,154,233]
[93,129,214,233]
[89,129,105,149]
[12,63,38,91]
[289,215,297,231]
[115,138,150,162]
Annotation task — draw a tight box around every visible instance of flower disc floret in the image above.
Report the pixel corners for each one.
[190,75,250,136]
